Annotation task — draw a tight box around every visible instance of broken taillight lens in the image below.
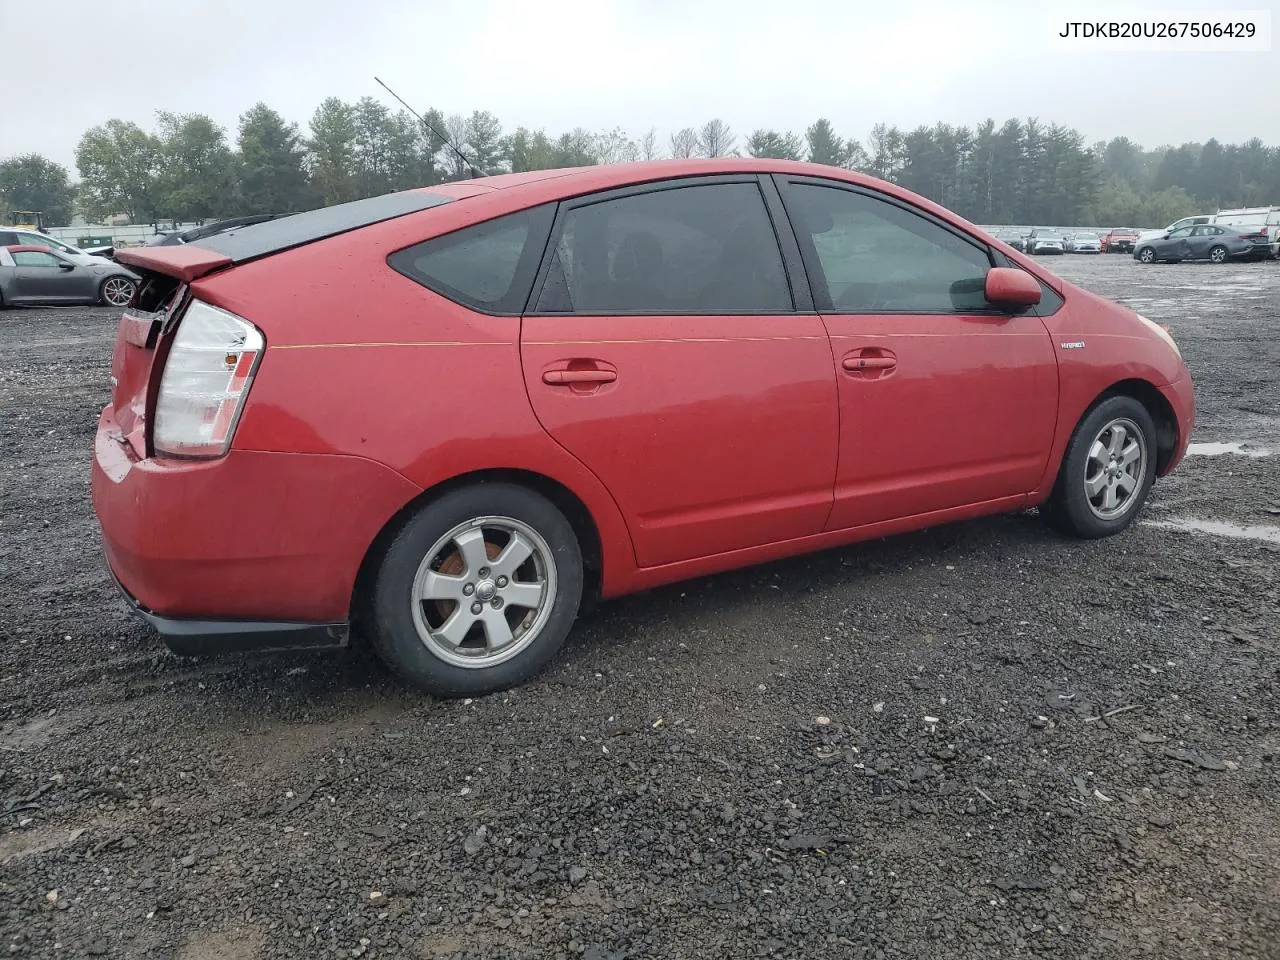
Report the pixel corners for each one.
[152,299,264,459]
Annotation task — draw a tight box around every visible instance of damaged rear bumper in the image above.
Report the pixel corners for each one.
[105,560,348,656]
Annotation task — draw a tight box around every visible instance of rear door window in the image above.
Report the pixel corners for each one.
[533,181,793,314]
[388,204,555,315]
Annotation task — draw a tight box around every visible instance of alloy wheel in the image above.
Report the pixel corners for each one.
[410,516,557,668]
[1083,418,1147,520]
[102,277,135,307]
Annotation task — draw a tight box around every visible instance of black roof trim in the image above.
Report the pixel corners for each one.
[191,191,455,263]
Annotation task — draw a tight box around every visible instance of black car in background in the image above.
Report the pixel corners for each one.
[991,230,1026,251]
[147,214,287,246]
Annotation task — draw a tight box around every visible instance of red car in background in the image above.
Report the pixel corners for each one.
[92,159,1195,696]
[1100,228,1141,253]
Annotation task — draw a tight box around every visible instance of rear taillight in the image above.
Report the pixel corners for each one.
[152,299,264,459]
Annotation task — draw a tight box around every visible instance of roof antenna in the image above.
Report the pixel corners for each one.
[374,76,485,178]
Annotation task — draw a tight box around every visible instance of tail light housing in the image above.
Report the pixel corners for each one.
[152,299,264,458]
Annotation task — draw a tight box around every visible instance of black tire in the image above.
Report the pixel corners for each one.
[1042,395,1158,539]
[1208,245,1228,264]
[99,276,136,307]
[1137,247,1156,264]
[367,483,583,697]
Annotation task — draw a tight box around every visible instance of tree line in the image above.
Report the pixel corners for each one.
[2,98,1279,230]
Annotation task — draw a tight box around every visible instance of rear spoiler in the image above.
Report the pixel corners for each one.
[114,244,233,282]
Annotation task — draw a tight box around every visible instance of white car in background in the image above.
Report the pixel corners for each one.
[1030,235,1065,255]
[0,228,110,266]
[1136,214,1214,247]
[1214,206,1280,257]
[1065,233,1101,253]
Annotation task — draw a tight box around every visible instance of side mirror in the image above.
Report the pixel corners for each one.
[58,261,75,271]
[985,267,1042,308]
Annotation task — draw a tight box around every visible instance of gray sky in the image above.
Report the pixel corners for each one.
[2,0,1277,172]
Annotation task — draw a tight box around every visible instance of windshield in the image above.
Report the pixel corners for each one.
[18,231,82,255]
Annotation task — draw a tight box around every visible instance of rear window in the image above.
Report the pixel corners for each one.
[387,204,556,315]
[192,191,456,263]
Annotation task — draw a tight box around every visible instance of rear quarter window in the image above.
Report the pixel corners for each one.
[388,204,556,315]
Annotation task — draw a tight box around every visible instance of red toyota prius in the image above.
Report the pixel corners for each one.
[92,159,1195,696]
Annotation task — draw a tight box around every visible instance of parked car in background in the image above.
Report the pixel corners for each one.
[992,230,1026,251]
[0,228,114,265]
[1064,233,1101,253]
[1030,235,1065,255]
[1213,206,1280,258]
[146,214,288,247]
[91,159,1195,697]
[0,245,141,307]
[1100,229,1140,253]
[1136,214,1213,247]
[1133,224,1256,264]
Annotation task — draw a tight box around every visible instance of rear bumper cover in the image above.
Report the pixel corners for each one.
[92,404,421,653]
[105,560,348,655]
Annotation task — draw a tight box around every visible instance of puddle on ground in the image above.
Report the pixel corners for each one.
[1144,518,1280,544]
[1186,441,1273,458]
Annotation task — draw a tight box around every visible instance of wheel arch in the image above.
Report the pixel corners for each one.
[1075,378,1180,474]
[350,467,607,633]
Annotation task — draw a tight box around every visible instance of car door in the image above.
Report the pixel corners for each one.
[773,175,1058,530]
[1185,225,1216,259]
[1160,225,1195,259]
[50,250,100,300]
[520,176,839,569]
[8,250,72,299]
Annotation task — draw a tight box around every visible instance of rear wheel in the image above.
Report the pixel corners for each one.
[1137,247,1156,264]
[1209,245,1228,264]
[1042,396,1157,539]
[367,483,583,697]
[100,276,136,307]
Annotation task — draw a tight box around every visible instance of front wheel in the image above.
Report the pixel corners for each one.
[100,276,136,307]
[1042,396,1157,539]
[367,483,583,697]
[1137,247,1156,264]
[1208,245,1228,264]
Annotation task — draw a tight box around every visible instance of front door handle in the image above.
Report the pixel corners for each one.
[841,348,898,378]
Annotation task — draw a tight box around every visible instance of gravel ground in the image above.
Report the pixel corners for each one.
[2,255,1279,960]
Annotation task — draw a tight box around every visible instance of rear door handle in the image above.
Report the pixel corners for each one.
[842,356,896,371]
[542,368,617,385]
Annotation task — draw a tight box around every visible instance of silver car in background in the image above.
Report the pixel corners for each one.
[0,244,140,308]
[1065,233,1101,253]
[1030,235,1065,255]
